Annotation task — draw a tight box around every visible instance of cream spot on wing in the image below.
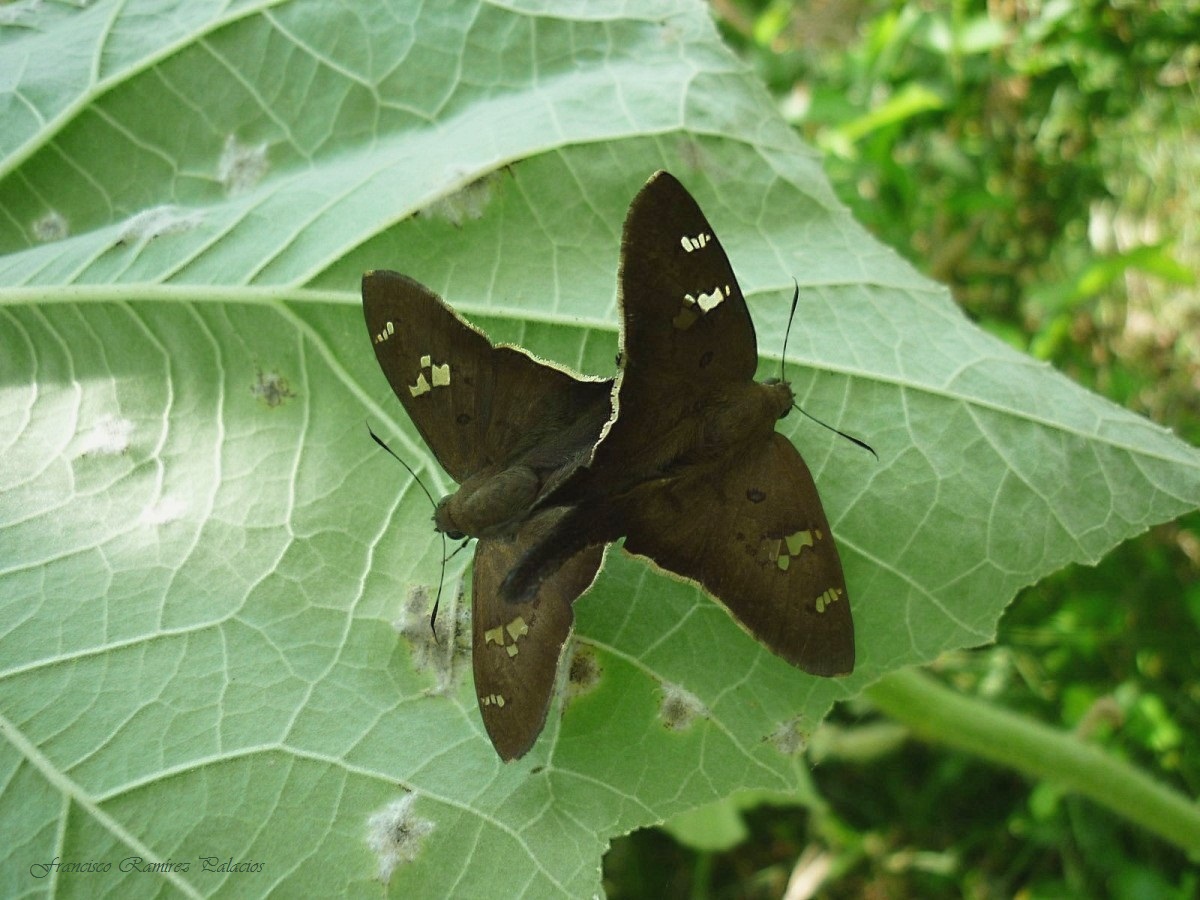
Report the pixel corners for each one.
[768,529,818,573]
[673,284,730,328]
[409,354,450,396]
[374,320,395,344]
[408,373,431,397]
[785,530,816,556]
[505,617,529,642]
[694,284,729,312]
[484,616,529,658]
[680,232,711,252]
[815,587,844,613]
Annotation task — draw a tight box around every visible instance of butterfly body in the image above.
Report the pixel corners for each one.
[434,466,538,540]
[504,171,856,678]
[365,170,856,762]
[693,380,793,464]
[433,404,605,540]
[363,270,613,760]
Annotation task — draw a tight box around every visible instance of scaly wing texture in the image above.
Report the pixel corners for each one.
[363,270,609,483]
[579,171,759,482]
[472,513,605,760]
[621,434,853,676]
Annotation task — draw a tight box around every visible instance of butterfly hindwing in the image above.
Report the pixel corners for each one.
[473,513,604,760]
[621,433,853,676]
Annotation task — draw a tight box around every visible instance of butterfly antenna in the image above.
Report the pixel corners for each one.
[366,423,449,640]
[791,404,878,459]
[778,283,878,459]
[779,281,801,384]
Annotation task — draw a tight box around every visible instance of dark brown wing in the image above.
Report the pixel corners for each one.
[595,171,758,462]
[362,270,610,483]
[543,172,759,507]
[621,434,853,676]
[472,511,605,760]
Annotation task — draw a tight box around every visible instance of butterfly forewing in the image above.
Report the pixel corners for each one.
[363,270,610,484]
[363,271,497,482]
[619,171,759,386]
[553,172,763,490]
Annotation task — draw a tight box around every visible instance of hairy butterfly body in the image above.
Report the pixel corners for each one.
[363,271,613,759]
[504,171,855,677]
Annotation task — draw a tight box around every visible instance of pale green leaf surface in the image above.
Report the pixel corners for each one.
[2,1,1198,897]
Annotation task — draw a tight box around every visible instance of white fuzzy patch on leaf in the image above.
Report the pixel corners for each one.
[659,682,708,731]
[119,205,203,243]
[139,496,187,527]
[218,134,268,196]
[77,416,133,456]
[366,793,435,884]
[32,209,69,242]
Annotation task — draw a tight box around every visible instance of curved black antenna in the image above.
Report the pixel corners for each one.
[366,423,450,638]
[780,282,878,460]
[791,404,878,459]
[779,280,801,383]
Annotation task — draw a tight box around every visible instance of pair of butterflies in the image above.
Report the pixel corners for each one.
[362,171,854,761]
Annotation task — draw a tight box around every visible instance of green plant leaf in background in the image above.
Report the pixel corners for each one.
[2,0,1198,897]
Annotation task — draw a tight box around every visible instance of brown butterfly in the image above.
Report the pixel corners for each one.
[362,272,613,760]
[502,171,855,677]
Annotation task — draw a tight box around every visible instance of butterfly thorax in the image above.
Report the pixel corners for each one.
[697,380,794,461]
[435,465,540,540]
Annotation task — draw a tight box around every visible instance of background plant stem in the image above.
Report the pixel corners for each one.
[867,668,1200,858]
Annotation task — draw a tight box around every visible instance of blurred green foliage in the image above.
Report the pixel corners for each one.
[606,1,1200,896]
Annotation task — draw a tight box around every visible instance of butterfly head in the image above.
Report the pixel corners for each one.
[433,497,466,540]
[760,377,796,420]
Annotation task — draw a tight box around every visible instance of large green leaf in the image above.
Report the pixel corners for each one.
[2,0,1197,896]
